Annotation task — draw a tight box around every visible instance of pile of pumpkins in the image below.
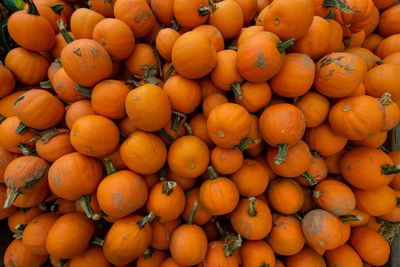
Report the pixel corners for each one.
[1,0,400,266]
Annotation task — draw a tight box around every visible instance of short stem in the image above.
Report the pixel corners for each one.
[170,18,180,31]
[260,264,270,267]
[313,190,322,199]
[137,212,156,228]
[0,115,5,123]
[162,181,176,196]
[57,19,74,43]
[158,129,173,142]
[215,219,227,238]
[39,128,66,143]
[340,214,362,222]
[376,60,385,65]
[277,38,295,53]
[224,234,242,257]
[143,248,154,259]
[79,195,94,219]
[104,159,117,176]
[184,122,193,135]
[293,97,301,103]
[13,232,23,239]
[38,202,48,211]
[302,172,318,186]
[274,144,289,165]
[188,200,199,225]
[159,165,168,180]
[248,197,257,217]
[16,122,28,135]
[207,166,218,179]
[382,164,400,175]
[15,224,26,231]
[165,63,175,79]
[40,80,53,89]
[74,85,92,98]
[239,138,259,152]
[26,0,40,15]
[380,93,393,106]
[90,237,104,246]
[3,188,20,208]
[231,82,243,100]
[58,259,68,267]
[323,0,355,13]
[18,144,37,156]
[172,111,186,131]
[51,3,64,15]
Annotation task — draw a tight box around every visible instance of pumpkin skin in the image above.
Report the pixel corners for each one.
[46,213,94,259]
[340,147,395,190]
[346,47,380,71]
[181,188,212,225]
[313,179,356,215]
[375,34,400,59]
[302,209,343,250]
[240,240,275,267]
[51,30,75,58]
[48,152,103,201]
[231,197,272,240]
[171,31,217,79]
[383,52,400,64]
[22,213,59,255]
[125,84,171,132]
[231,159,269,197]
[150,0,173,26]
[202,93,229,118]
[65,100,96,129]
[201,241,240,267]
[103,214,153,265]
[0,147,18,183]
[270,53,315,98]
[189,114,213,147]
[354,185,397,216]
[4,238,48,267]
[314,52,367,98]
[124,43,158,77]
[169,223,208,266]
[92,18,135,61]
[210,49,243,93]
[137,249,168,267]
[150,218,181,250]
[7,206,43,234]
[70,246,111,267]
[0,184,17,220]
[0,90,26,118]
[325,19,344,54]
[266,214,305,256]
[97,170,148,219]
[237,25,264,46]
[267,178,304,214]
[364,64,400,101]
[0,64,15,98]
[350,226,390,266]
[156,28,180,61]
[211,146,244,175]
[295,92,330,128]
[362,33,384,53]
[70,8,105,39]
[208,0,244,40]
[5,47,49,85]
[7,4,55,52]
[305,123,347,156]
[160,257,187,267]
[0,116,37,154]
[324,244,363,267]
[328,95,386,140]
[379,190,400,222]
[51,67,86,103]
[120,131,167,175]
[146,181,185,222]
[286,247,327,267]
[14,89,64,130]
[234,81,272,113]
[173,0,209,29]
[193,25,225,52]
[207,103,251,149]
[262,0,314,40]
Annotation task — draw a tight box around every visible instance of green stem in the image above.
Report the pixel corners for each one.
[207,166,218,179]
[104,159,117,175]
[376,60,384,65]
[274,144,289,165]
[293,97,301,103]
[224,234,242,257]
[74,85,92,98]
[39,128,66,143]
[239,138,259,152]
[170,18,180,31]
[16,122,28,135]
[38,202,48,210]
[382,164,400,175]
[198,0,217,16]
[15,224,26,231]
[26,0,40,15]
[172,111,186,131]
[380,92,393,106]
[158,129,173,142]
[57,19,74,43]
[260,264,270,267]
[40,80,53,89]
[162,181,176,196]
[302,172,318,186]
[18,144,37,156]
[159,165,168,180]
[3,188,20,208]
[188,200,199,225]
[215,219,227,238]
[58,259,68,267]
[137,212,156,228]
[231,82,243,100]
[13,232,23,239]
[165,63,175,79]
[0,115,5,123]
[51,3,64,15]
[248,197,257,217]
[323,0,355,13]
[340,214,362,222]
[184,122,193,135]
[90,237,104,246]
[277,38,295,53]
[79,195,94,219]
[143,248,154,259]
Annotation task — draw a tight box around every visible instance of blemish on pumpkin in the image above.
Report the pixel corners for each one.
[342,105,351,112]
[217,130,225,138]
[253,52,267,69]
[91,48,99,58]
[189,162,197,169]
[112,192,124,211]
[273,17,280,25]
[54,174,62,185]
[133,11,150,25]
[319,240,325,247]
[326,69,335,77]
[73,48,82,57]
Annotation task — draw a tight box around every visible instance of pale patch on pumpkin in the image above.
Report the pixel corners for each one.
[133,11,150,25]
[253,52,267,69]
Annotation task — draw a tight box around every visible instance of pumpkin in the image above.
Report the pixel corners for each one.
[103,213,154,265]
[48,152,102,201]
[160,257,187,267]
[192,25,225,52]
[231,159,269,197]
[189,114,213,146]
[7,206,43,234]
[171,31,217,79]
[173,0,209,29]
[125,84,171,132]
[65,100,96,129]
[266,214,305,256]
[46,213,95,259]
[0,90,27,118]
[302,209,343,250]
[70,8,105,39]
[70,246,111,267]
[124,43,158,78]
[243,115,265,157]
[92,18,135,61]
[350,226,390,266]
[375,34,400,59]
[383,52,400,64]
[118,117,138,137]
[168,171,197,191]
[379,189,400,222]
[0,116,37,154]
[207,103,251,149]
[35,129,75,163]
[199,76,224,98]
[296,154,328,186]
[324,244,362,267]
[51,67,87,103]
[295,92,330,128]
[14,89,65,130]
[240,240,275,267]
[354,185,397,216]
[231,197,272,240]
[181,188,211,225]
[362,33,384,52]
[234,81,272,113]
[0,184,17,220]
[155,28,180,62]
[202,239,241,267]
[259,103,306,164]
[0,147,18,183]
[262,0,314,40]
[373,0,398,10]
[4,239,48,267]
[267,178,304,214]
[202,93,229,118]
[389,151,400,190]
[137,249,168,267]
[150,219,181,250]
[325,18,344,54]
[51,29,75,58]
[344,30,366,49]
[305,123,347,156]
[270,53,315,98]
[0,64,15,98]
[211,146,244,175]
[89,0,115,17]
[22,213,59,255]
[364,64,400,101]
[146,181,185,222]
[345,47,381,70]
[199,166,239,216]
[97,169,148,219]
[150,0,173,26]
[237,25,264,47]
[328,95,386,140]
[313,179,356,215]
[7,0,55,52]
[286,247,326,267]
[236,31,293,82]
[5,47,49,85]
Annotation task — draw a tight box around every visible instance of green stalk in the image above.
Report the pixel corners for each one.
[3,188,20,208]
[172,111,186,131]
[143,248,154,259]
[79,195,94,219]
[165,63,175,79]
[162,181,177,196]
[90,237,104,246]
[239,138,259,152]
[16,122,28,135]
[231,82,243,100]
[0,115,5,123]
[51,3,64,15]
[136,212,156,228]
[277,38,295,53]
[158,129,173,142]
[248,197,257,217]
[26,0,40,15]
[382,164,400,175]
[323,0,355,13]
[380,92,393,106]
[57,19,74,43]
[18,144,37,156]
[340,214,362,222]
[302,172,318,186]
[104,159,117,176]
[40,80,53,89]
[170,18,180,31]
[74,85,92,98]
[274,144,289,165]
[224,234,242,257]
[188,200,199,225]
[207,166,218,179]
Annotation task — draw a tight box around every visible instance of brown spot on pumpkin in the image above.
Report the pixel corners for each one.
[326,69,335,77]
[133,11,150,25]
[73,48,82,57]
[253,52,267,69]
[91,47,99,58]
[274,17,280,25]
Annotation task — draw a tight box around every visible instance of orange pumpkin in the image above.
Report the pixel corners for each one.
[173,0,209,29]
[231,159,269,197]
[181,188,211,225]
[324,244,363,267]
[294,92,330,128]
[286,247,327,267]
[149,218,181,250]
[305,122,348,156]
[354,185,397,216]
[234,81,272,113]
[202,93,229,118]
[70,246,111,267]
[202,239,241,267]
[36,128,75,162]
[155,28,180,62]
[240,240,276,267]
[362,33,384,52]
[189,114,213,146]
[51,67,87,103]
[364,64,400,102]
[193,25,225,52]
[267,178,304,214]
[0,116,37,154]
[124,43,158,78]
[346,47,381,70]
[150,0,174,26]
[0,64,15,98]
[70,8,105,39]
[375,34,400,59]
[137,249,168,267]
[0,184,17,220]
[4,238,48,267]
[65,100,96,129]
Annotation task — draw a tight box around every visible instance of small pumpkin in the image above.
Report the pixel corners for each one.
[375,34,400,59]
[362,33,384,52]
[0,184,17,220]
[65,100,96,129]
[240,240,276,267]
[294,92,330,128]
[181,188,212,225]
[192,25,225,52]
[202,93,229,118]
[267,178,304,214]
[286,247,327,267]
[155,28,180,61]
[137,249,168,267]
[296,154,328,186]
[354,185,397,216]
[211,146,244,175]
[234,81,272,113]
[124,43,158,78]
[70,246,111,267]
[173,0,209,29]
[4,238,48,267]
[364,63,400,102]
[51,67,87,103]
[0,64,15,98]
[70,8,105,39]
[202,239,241,267]
[150,219,181,250]
[189,114,213,146]
[0,116,37,154]
[324,244,363,267]
[150,0,173,26]
[305,122,348,156]
[0,146,18,183]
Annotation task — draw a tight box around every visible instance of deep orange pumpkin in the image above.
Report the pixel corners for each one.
[70,8,105,39]
[4,238,48,267]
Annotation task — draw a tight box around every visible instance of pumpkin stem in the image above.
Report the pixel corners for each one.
[104,159,117,176]
[238,138,259,152]
[142,65,160,85]
[214,219,228,238]
[274,144,289,165]
[0,115,5,123]
[57,19,74,43]
[277,38,295,54]
[188,200,199,225]
[231,82,243,100]
[40,80,53,89]
[165,63,175,79]
[90,237,104,246]
[380,92,393,106]
[74,85,92,98]
[260,263,270,267]
[51,3,64,15]
[172,111,187,131]
[248,197,257,217]
[79,195,94,219]
[382,164,400,175]
[58,259,68,267]
[312,190,322,199]
[137,212,156,228]
[15,224,26,231]
[170,18,180,31]
[311,150,321,157]
[18,144,37,156]
[323,0,355,13]
[226,40,237,51]
[13,232,23,239]
[379,146,390,153]
[198,0,217,16]
[376,60,385,65]
[92,211,106,221]
[162,181,177,196]
[184,122,193,135]
[340,214,362,222]
[293,97,301,103]
[3,188,21,208]
[157,129,173,142]
[325,10,335,19]
[302,172,318,186]
[159,165,168,180]
[224,234,242,257]
[25,0,40,15]
[38,202,48,211]
[39,128,67,143]
[16,122,28,135]
[143,248,154,259]
[207,165,218,179]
